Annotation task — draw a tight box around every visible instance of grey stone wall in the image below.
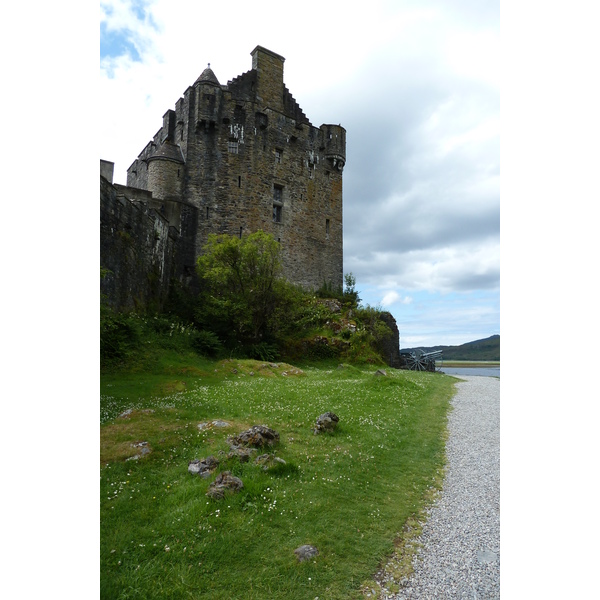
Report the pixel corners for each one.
[100,175,186,312]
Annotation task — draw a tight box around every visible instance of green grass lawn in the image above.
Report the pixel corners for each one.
[101,359,456,599]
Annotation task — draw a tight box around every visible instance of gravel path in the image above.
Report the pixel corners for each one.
[382,375,500,599]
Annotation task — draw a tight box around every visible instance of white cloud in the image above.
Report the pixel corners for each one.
[381,291,413,307]
[381,291,401,307]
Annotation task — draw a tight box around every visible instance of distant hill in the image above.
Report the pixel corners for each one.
[401,334,500,361]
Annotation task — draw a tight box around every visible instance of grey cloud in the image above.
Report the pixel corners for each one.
[330,45,499,296]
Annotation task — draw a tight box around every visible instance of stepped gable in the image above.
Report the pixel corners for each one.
[225,69,258,101]
[283,84,311,126]
[226,70,310,125]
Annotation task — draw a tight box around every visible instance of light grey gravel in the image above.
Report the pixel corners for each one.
[380,375,500,599]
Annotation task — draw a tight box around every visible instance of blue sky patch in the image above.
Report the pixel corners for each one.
[100,23,141,62]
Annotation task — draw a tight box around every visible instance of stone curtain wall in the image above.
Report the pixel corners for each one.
[100,175,178,312]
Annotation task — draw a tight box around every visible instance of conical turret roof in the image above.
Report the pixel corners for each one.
[147,140,184,164]
[195,64,220,86]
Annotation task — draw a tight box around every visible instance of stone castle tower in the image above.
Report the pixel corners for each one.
[125,45,345,291]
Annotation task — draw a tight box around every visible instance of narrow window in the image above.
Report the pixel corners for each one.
[206,207,209,219]
[228,140,238,154]
[238,175,241,188]
[326,219,330,234]
[239,226,243,238]
[273,185,283,223]
[275,149,282,164]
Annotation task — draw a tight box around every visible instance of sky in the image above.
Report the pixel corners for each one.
[99,0,500,348]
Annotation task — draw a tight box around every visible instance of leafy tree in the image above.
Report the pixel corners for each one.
[196,231,293,346]
[343,272,361,308]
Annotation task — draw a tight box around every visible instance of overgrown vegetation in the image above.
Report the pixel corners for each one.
[100,360,455,599]
[101,232,395,372]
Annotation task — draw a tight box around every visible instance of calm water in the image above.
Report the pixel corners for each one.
[439,366,500,378]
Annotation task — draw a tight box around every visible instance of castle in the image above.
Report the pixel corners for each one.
[101,46,345,312]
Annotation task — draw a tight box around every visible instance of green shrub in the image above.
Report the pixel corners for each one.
[342,272,361,308]
[305,337,341,361]
[247,341,279,362]
[100,312,142,365]
[340,328,352,340]
[196,231,285,345]
[190,330,223,357]
[293,299,334,331]
[315,279,343,300]
[148,314,173,335]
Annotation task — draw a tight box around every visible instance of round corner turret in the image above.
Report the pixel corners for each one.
[320,124,346,171]
[147,140,185,200]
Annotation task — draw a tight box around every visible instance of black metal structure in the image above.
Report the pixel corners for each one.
[400,349,443,372]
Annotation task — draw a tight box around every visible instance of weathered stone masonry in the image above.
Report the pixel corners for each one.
[100,166,198,312]
[102,45,345,312]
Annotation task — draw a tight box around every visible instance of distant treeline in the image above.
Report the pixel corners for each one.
[402,334,500,362]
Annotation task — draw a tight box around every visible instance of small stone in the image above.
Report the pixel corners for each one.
[206,471,244,500]
[126,441,151,461]
[198,420,230,431]
[117,408,154,418]
[374,369,387,376]
[188,455,219,477]
[229,425,280,448]
[227,447,257,462]
[314,412,339,434]
[294,544,319,562]
[254,454,287,470]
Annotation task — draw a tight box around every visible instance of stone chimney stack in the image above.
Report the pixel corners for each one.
[100,159,114,184]
[251,46,285,112]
